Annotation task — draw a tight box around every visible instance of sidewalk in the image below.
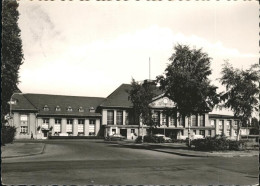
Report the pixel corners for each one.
[119,142,259,157]
[1,142,45,158]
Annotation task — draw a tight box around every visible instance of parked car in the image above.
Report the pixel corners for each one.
[153,134,172,143]
[105,134,126,141]
[191,134,204,140]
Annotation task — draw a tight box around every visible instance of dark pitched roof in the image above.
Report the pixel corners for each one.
[209,114,236,119]
[100,83,163,108]
[12,93,105,117]
[11,94,38,111]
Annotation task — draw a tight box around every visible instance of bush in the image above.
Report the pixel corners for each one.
[190,137,245,151]
[228,140,244,151]
[1,126,16,145]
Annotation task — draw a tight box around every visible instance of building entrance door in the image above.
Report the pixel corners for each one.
[42,129,49,139]
[120,129,127,138]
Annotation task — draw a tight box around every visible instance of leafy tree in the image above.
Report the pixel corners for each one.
[220,62,259,140]
[1,0,23,122]
[250,117,259,135]
[128,79,157,140]
[157,44,219,146]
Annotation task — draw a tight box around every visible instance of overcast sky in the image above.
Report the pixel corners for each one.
[17,0,258,98]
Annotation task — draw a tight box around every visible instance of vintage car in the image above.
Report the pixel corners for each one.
[105,134,126,141]
[153,134,172,143]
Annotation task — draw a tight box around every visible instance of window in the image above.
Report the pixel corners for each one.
[116,110,123,125]
[131,129,135,133]
[67,106,73,112]
[20,126,28,133]
[43,105,49,111]
[66,119,73,132]
[78,119,85,124]
[78,119,84,133]
[125,111,129,125]
[199,115,205,126]
[219,120,224,135]
[199,130,205,137]
[193,130,196,135]
[180,130,184,136]
[188,117,191,126]
[208,130,212,136]
[89,120,95,136]
[20,115,28,133]
[107,110,114,125]
[54,119,61,132]
[191,115,197,126]
[55,119,61,124]
[226,120,231,136]
[55,106,61,111]
[162,113,167,126]
[42,118,49,129]
[152,111,160,126]
[89,107,95,113]
[179,116,185,126]
[78,107,84,112]
[169,116,176,126]
[210,119,216,127]
[234,120,239,127]
[43,118,49,124]
[234,129,238,136]
[67,119,73,124]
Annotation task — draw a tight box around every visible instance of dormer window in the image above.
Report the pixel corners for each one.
[78,107,84,112]
[43,105,49,111]
[67,106,73,112]
[55,106,61,111]
[89,107,95,113]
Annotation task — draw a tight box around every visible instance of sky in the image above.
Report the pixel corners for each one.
[17,0,259,98]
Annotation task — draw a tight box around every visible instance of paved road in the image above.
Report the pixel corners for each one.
[2,140,259,185]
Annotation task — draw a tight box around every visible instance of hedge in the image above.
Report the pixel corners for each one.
[1,126,16,145]
[190,137,245,151]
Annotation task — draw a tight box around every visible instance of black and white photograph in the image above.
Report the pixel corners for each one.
[1,0,259,185]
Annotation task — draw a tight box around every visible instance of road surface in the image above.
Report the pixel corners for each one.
[2,140,258,185]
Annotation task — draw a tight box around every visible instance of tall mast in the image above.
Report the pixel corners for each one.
[149,57,151,81]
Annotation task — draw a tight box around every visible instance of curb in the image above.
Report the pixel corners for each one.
[2,143,46,159]
[118,143,258,158]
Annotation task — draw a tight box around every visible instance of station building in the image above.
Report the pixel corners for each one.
[9,83,240,140]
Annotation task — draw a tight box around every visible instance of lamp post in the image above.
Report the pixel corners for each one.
[188,119,191,147]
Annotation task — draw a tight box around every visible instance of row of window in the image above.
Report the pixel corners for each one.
[107,110,126,125]
[153,112,205,127]
[43,105,95,112]
[107,110,206,127]
[211,119,238,136]
[42,118,96,125]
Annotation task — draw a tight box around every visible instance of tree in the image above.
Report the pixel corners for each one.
[220,62,259,140]
[157,44,219,146]
[1,0,23,122]
[250,117,259,135]
[128,79,157,141]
